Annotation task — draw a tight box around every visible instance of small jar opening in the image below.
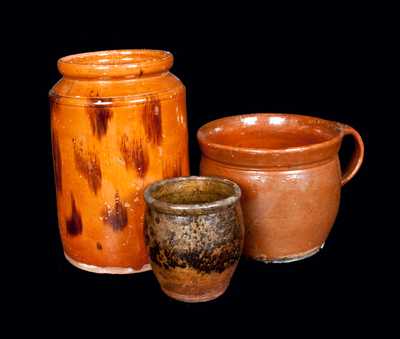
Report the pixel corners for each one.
[58,49,173,79]
[144,176,241,214]
[154,179,235,205]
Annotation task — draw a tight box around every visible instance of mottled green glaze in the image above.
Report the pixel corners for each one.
[144,176,244,302]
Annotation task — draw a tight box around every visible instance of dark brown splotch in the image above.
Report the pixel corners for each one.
[120,134,149,177]
[143,96,162,146]
[96,242,103,250]
[162,155,183,178]
[87,98,113,140]
[102,191,128,231]
[148,207,242,274]
[73,139,102,194]
[66,194,83,236]
[51,130,62,192]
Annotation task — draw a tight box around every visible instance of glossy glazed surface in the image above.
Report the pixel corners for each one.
[198,113,364,262]
[50,50,189,273]
[144,177,244,302]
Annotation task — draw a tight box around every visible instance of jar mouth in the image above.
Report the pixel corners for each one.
[144,176,241,215]
[58,49,173,79]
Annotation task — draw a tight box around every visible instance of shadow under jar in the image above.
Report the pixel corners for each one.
[144,176,244,302]
[49,50,189,274]
[197,113,364,263]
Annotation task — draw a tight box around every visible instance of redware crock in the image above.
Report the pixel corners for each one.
[197,113,364,263]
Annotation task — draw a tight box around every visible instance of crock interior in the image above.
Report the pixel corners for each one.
[202,114,340,150]
[151,178,236,205]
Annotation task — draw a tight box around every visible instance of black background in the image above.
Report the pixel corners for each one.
[13,9,390,332]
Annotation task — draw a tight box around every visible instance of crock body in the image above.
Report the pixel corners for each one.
[49,50,189,273]
[200,156,341,261]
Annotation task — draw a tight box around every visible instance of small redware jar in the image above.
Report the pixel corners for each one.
[49,50,189,273]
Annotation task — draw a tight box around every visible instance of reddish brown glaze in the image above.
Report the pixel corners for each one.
[50,50,189,273]
[120,134,150,178]
[143,96,163,146]
[198,113,364,262]
[72,138,102,195]
[102,191,129,231]
[66,194,83,236]
[87,98,114,140]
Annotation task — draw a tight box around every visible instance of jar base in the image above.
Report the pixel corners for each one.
[64,252,152,274]
[161,286,228,303]
[253,243,325,264]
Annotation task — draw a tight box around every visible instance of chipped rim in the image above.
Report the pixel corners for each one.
[144,176,241,215]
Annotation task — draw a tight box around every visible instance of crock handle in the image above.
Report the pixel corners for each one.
[340,124,364,186]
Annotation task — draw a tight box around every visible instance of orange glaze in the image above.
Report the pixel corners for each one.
[50,50,189,273]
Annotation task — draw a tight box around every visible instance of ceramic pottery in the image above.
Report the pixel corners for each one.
[49,50,189,274]
[144,176,244,302]
[197,113,364,263]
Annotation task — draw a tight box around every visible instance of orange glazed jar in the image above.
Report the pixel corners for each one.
[49,50,189,274]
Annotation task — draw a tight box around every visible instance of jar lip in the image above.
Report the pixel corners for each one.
[144,176,241,215]
[58,49,173,79]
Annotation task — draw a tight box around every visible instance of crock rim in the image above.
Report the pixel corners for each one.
[197,113,344,157]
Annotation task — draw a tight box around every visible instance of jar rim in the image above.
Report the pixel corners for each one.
[58,49,173,79]
[144,176,241,215]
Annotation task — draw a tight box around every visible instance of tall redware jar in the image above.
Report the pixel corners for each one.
[49,50,189,273]
[198,113,364,263]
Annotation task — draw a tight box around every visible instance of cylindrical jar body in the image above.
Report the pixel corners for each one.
[49,50,189,273]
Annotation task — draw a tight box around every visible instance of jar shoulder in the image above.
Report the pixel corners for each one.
[49,72,185,105]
